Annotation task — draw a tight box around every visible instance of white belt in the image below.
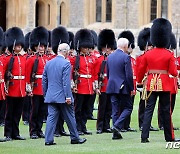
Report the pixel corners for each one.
[80,74,92,78]
[133,76,136,80]
[104,73,107,77]
[0,79,4,83]
[13,76,25,80]
[35,75,43,79]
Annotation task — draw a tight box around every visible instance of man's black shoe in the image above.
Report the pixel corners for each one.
[96,130,103,134]
[150,126,159,131]
[103,128,112,133]
[71,138,87,144]
[60,131,70,136]
[141,138,150,143]
[112,132,123,140]
[13,136,26,140]
[126,128,137,132]
[45,142,56,146]
[173,127,179,130]
[112,127,123,140]
[160,127,164,130]
[0,138,6,142]
[166,138,180,142]
[88,116,97,120]
[0,122,5,127]
[4,136,12,141]
[38,133,45,138]
[78,131,84,135]
[54,133,61,137]
[83,131,92,135]
[23,121,29,126]
[30,134,39,139]
[120,129,127,132]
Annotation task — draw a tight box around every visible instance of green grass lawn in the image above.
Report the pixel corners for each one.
[0,93,180,154]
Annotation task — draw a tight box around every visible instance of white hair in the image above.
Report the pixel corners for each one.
[57,43,70,53]
[117,38,129,49]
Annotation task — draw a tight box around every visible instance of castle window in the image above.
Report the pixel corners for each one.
[151,0,157,21]
[96,0,102,22]
[106,0,112,22]
[161,0,168,18]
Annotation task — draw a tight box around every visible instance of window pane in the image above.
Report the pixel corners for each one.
[48,4,50,25]
[151,0,157,21]
[106,0,112,22]
[161,0,168,18]
[96,0,102,22]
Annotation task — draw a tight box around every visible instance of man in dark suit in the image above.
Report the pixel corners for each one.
[42,35,86,145]
[106,37,134,140]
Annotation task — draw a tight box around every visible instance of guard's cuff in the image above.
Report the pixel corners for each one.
[94,80,98,89]
[71,79,75,89]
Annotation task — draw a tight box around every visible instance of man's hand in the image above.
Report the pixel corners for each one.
[72,87,78,93]
[95,88,101,95]
[66,98,71,105]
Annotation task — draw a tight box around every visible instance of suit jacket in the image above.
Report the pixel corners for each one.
[106,49,134,94]
[42,55,74,103]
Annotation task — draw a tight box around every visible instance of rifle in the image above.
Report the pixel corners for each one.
[98,60,106,91]
[73,55,80,91]
[30,55,39,91]
[5,56,14,94]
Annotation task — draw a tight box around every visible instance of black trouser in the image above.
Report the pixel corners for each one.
[86,94,96,118]
[123,95,135,129]
[29,95,47,136]
[158,94,176,128]
[0,100,6,124]
[54,113,65,134]
[138,92,146,128]
[96,92,112,131]
[4,96,24,137]
[74,94,92,132]
[141,92,174,141]
[22,96,31,122]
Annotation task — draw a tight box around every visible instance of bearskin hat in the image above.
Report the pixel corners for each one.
[150,18,172,48]
[0,27,3,48]
[68,31,74,50]
[98,29,116,51]
[51,26,69,54]
[5,27,25,53]
[91,30,98,48]
[24,32,31,52]
[48,30,52,48]
[74,29,94,52]
[118,30,135,49]
[137,28,152,51]
[30,26,49,51]
[168,33,176,50]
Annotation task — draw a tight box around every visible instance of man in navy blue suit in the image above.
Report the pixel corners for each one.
[106,38,134,140]
[42,43,86,145]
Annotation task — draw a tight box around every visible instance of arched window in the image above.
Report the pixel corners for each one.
[0,0,6,30]
[96,0,102,22]
[59,2,65,25]
[151,0,157,21]
[35,0,46,27]
[161,0,168,18]
[106,0,112,22]
[48,4,50,25]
